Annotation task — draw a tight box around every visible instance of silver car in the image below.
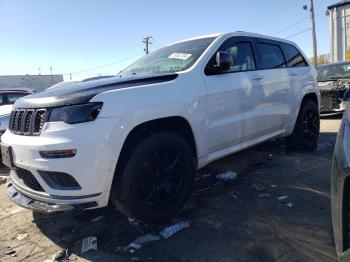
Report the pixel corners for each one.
[318,62,350,115]
[0,89,33,138]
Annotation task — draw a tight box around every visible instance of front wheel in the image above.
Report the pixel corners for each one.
[111,132,195,224]
[287,99,320,150]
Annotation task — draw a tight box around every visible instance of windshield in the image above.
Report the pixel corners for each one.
[120,37,217,76]
[317,63,350,81]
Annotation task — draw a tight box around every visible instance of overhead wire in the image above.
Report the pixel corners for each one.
[285,28,312,39]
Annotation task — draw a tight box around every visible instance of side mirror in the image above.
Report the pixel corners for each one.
[215,51,233,71]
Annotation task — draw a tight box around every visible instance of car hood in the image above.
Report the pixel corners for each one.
[0,105,13,117]
[318,80,337,90]
[14,74,178,109]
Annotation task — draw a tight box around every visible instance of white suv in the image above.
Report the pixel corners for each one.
[2,32,320,223]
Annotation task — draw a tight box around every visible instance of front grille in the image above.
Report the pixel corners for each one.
[9,109,47,135]
[15,167,44,192]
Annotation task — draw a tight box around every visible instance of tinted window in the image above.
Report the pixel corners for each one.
[205,40,256,74]
[281,43,308,67]
[258,43,286,70]
[7,93,27,104]
[223,42,255,72]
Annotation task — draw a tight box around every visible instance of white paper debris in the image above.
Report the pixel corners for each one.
[286,202,295,208]
[81,236,97,253]
[216,171,237,182]
[160,221,191,239]
[16,234,28,241]
[124,234,160,253]
[278,196,288,201]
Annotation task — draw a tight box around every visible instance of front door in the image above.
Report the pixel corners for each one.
[203,36,259,152]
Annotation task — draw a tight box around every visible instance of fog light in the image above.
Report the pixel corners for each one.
[39,149,77,159]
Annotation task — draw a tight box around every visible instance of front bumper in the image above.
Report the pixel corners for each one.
[320,90,349,115]
[5,178,97,212]
[332,109,350,260]
[1,116,128,212]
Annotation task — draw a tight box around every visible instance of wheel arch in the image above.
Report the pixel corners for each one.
[115,116,198,174]
[301,92,319,109]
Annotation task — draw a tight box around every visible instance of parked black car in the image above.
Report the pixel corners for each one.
[318,62,350,115]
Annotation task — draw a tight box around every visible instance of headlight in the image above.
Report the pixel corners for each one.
[49,102,103,124]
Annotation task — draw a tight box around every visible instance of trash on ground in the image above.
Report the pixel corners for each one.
[231,191,240,199]
[216,171,237,182]
[250,183,266,192]
[128,217,141,226]
[160,220,191,239]
[286,202,295,208]
[124,234,160,253]
[52,248,68,261]
[131,257,140,261]
[270,184,277,188]
[91,215,104,222]
[258,193,271,198]
[278,196,288,201]
[0,176,7,185]
[125,243,142,254]
[16,233,28,241]
[81,236,97,253]
[267,153,273,160]
[4,248,16,256]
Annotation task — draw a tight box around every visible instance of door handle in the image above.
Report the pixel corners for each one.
[253,76,264,81]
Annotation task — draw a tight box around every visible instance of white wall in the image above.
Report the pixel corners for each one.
[329,4,350,62]
[0,75,63,91]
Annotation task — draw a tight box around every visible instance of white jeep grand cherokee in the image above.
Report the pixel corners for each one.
[2,32,319,223]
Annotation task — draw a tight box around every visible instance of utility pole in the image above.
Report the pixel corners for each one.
[38,67,41,75]
[143,36,152,55]
[50,66,53,84]
[303,0,318,67]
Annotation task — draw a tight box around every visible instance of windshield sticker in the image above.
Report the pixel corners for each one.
[169,53,192,60]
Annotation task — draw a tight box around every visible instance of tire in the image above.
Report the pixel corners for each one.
[110,132,195,224]
[287,99,320,150]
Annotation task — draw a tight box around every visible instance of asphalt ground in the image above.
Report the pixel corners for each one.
[0,117,342,262]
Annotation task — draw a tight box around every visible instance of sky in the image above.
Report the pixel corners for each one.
[0,0,337,81]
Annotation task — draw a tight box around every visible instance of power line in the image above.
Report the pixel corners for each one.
[152,37,164,48]
[285,28,311,39]
[65,53,143,76]
[273,17,309,35]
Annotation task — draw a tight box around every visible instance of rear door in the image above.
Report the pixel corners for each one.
[280,43,312,120]
[242,38,292,140]
[203,36,259,152]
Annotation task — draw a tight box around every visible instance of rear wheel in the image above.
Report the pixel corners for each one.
[111,132,194,223]
[287,99,320,150]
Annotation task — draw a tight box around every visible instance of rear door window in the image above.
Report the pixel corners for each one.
[257,43,286,70]
[281,43,308,67]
